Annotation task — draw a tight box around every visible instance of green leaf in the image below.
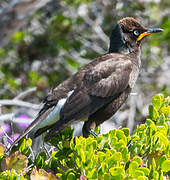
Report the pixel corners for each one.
[133,170,144,178]
[122,128,130,138]
[0,169,20,180]
[110,136,117,148]
[146,119,157,131]
[18,138,32,156]
[132,156,142,165]
[97,152,106,162]
[129,161,139,174]
[160,106,170,117]
[101,162,108,174]
[104,173,112,180]
[91,169,98,179]
[163,96,170,106]
[70,138,75,150]
[8,79,20,88]
[138,167,150,176]
[120,147,129,162]
[12,31,25,43]
[97,134,109,149]
[108,152,121,168]
[157,113,166,125]
[159,155,167,167]
[0,48,5,57]
[152,94,162,110]
[109,167,124,177]
[152,158,156,171]
[161,159,170,172]
[155,133,169,146]
[35,152,47,169]
[116,129,126,141]
[149,105,159,120]
[159,171,164,180]
[137,176,148,180]
[67,172,76,180]
[152,170,159,180]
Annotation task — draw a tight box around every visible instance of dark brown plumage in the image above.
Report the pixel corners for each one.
[11,17,163,149]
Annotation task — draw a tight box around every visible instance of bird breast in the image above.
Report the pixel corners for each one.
[129,64,140,88]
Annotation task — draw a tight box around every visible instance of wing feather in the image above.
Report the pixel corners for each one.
[45,58,132,140]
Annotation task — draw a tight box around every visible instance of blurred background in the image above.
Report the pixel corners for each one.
[0,0,170,149]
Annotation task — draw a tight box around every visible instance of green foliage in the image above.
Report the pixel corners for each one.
[0,94,169,179]
[11,31,26,43]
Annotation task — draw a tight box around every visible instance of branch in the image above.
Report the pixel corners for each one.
[0,113,35,123]
[78,37,106,54]
[0,99,40,110]
[14,87,37,100]
[65,3,109,45]
[0,113,14,121]
[82,15,109,44]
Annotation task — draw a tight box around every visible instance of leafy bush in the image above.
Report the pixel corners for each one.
[0,94,170,179]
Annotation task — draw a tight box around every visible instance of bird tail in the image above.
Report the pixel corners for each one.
[8,116,40,152]
[44,118,72,142]
[34,124,53,138]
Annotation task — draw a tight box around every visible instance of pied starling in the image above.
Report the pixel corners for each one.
[11,17,163,148]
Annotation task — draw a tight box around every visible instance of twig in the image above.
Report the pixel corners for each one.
[64,3,109,45]
[19,164,34,177]
[0,113,35,123]
[14,87,37,100]
[2,126,14,143]
[78,37,106,54]
[0,99,40,110]
[42,142,50,159]
[28,146,35,161]
[82,15,109,44]
[0,0,51,47]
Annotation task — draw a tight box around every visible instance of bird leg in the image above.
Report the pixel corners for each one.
[82,120,98,138]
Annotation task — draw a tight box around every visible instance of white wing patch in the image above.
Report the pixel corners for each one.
[37,90,74,129]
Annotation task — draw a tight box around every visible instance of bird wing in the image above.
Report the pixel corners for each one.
[61,58,132,119]
[45,57,132,140]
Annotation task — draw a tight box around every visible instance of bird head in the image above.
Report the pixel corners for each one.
[109,17,163,54]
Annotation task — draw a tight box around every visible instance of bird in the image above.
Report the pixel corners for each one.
[10,17,163,149]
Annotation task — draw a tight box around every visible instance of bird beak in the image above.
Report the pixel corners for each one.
[137,28,163,42]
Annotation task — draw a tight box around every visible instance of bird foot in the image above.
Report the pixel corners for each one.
[88,129,98,137]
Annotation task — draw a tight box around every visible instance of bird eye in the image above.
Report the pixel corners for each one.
[133,30,140,36]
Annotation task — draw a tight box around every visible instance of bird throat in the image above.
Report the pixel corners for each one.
[109,24,131,54]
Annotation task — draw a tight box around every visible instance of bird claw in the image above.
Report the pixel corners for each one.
[88,129,98,137]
